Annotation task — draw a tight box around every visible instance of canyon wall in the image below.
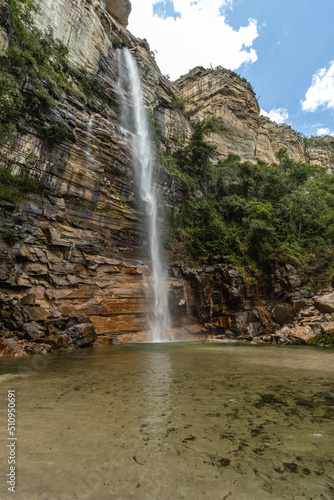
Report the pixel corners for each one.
[176,66,333,170]
[0,0,333,352]
[0,0,192,347]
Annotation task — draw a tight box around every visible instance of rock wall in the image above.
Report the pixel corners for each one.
[0,0,193,347]
[1,0,333,352]
[34,0,134,74]
[176,67,333,169]
[106,0,131,26]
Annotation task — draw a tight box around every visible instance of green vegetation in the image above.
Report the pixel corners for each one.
[0,73,24,131]
[164,119,334,284]
[308,331,334,347]
[171,93,185,111]
[38,123,69,144]
[0,1,54,76]
[0,166,47,202]
[0,0,69,82]
[72,67,115,106]
[0,0,113,145]
[305,135,334,153]
[0,0,70,139]
[1,230,17,246]
[104,209,125,219]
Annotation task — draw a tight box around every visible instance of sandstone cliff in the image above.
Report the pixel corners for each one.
[176,66,333,170]
[0,0,192,348]
[0,0,333,353]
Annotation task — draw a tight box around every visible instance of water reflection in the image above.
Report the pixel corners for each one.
[140,351,173,429]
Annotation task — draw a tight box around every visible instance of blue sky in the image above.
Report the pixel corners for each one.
[128,0,334,137]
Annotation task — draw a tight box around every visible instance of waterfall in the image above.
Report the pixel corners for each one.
[117,48,170,342]
[66,242,75,270]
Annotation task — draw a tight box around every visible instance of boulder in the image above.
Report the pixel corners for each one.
[24,342,52,355]
[293,299,309,314]
[64,323,97,348]
[320,321,334,335]
[272,303,295,325]
[4,303,32,330]
[20,294,36,306]
[274,325,317,344]
[47,314,91,331]
[32,334,69,348]
[0,339,27,357]
[24,321,46,339]
[240,322,264,339]
[105,0,131,26]
[314,293,334,314]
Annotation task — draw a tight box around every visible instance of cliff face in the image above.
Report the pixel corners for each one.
[0,0,333,352]
[176,67,333,169]
[33,0,132,73]
[0,0,192,347]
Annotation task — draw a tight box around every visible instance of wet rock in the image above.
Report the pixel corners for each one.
[64,323,97,347]
[32,333,69,348]
[314,293,334,314]
[0,339,27,357]
[24,342,52,355]
[240,322,264,339]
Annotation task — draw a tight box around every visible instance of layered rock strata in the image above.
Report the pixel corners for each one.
[1,0,334,352]
[0,0,191,348]
[176,67,333,169]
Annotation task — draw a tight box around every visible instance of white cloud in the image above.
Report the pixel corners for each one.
[301,61,334,112]
[128,0,259,80]
[260,107,289,124]
[316,127,334,137]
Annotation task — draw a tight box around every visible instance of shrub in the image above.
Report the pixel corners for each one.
[39,123,69,144]
[0,165,47,202]
[0,73,24,124]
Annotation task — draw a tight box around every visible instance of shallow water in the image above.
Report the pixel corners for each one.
[0,343,333,499]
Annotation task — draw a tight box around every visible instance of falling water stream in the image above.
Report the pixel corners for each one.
[118,48,170,342]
